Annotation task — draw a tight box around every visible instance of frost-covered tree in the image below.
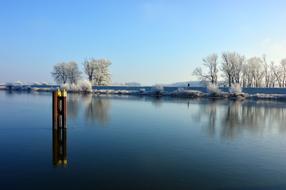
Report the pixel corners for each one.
[51,62,81,84]
[83,58,98,82]
[193,54,218,84]
[280,59,286,87]
[221,52,244,87]
[247,57,264,87]
[263,55,271,88]
[269,62,277,87]
[93,59,112,86]
[241,63,252,87]
[66,62,82,84]
[83,58,112,86]
[270,62,282,87]
[51,63,68,84]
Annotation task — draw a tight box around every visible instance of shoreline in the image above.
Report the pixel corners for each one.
[2,86,286,101]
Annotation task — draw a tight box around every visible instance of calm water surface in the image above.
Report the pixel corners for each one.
[1,91,286,190]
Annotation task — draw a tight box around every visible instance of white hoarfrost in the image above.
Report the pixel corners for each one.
[207,83,221,95]
[78,80,93,93]
[61,83,70,91]
[171,88,203,97]
[150,85,164,96]
[70,83,80,92]
[229,83,242,94]
[61,80,92,93]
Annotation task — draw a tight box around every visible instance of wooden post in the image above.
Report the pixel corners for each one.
[52,89,67,129]
[52,91,58,129]
[61,90,67,129]
[52,89,68,167]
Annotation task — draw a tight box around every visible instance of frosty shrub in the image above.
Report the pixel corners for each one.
[172,88,203,97]
[78,80,92,93]
[151,85,164,95]
[139,88,146,93]
[229,83,242,94]
[207,83,221,95]
[69,83,79,92]
[61,83,70,91]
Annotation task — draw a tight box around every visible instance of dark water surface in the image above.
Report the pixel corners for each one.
[1,91,286,190]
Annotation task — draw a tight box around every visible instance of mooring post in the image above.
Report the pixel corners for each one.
[52,89,67,129]
[52,89,68,167]
[61,89,67,129]
[52,91,58,129]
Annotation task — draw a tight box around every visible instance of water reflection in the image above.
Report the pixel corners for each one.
[192,100,286,139]
[67,94,286,139]
[52,129,67,167]
[222,101,286,139]
[83,95,111,125]
[68,95,80,119]
[150,97,163,107]
[68,94,111,125]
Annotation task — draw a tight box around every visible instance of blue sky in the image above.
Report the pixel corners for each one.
[0,0,286,85]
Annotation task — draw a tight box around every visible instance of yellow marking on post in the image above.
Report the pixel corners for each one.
[57,89,62,97]
[62,89,67,97]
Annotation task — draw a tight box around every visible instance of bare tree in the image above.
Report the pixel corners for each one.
[66,62,82,84]
[51,62,81,84]
[221,52,244,87]
[233,54,244,84]
[271,62,282,87]
[263,55,270,87]
[83,58,98,83]
[269,62,277,87]
[193,54,218,84]
[93,59,112,86]
[247,57,264,87]
[51,63,68,84]
[280,59,286,87]
[241,63,252,87]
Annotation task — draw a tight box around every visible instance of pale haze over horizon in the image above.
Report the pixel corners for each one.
[0,0,286,85]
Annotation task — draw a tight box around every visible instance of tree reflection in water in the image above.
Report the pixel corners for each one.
[191,100,286,139]
[83,94,111,125]
[67,94,111,125]
[222,100,286,139]
[67,94,80,119]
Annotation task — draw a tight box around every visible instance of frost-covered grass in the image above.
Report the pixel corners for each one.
[228,83,246,99]
[5,82,286,101]
[170,88,205,98]
[229,83,242,94]
[249,93,286,100]
[61,80,92,93]
[207,84,225,97]
[150,85,164,96]
[78,80,93,93]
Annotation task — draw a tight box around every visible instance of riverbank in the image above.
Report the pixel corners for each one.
[2,85,286,101]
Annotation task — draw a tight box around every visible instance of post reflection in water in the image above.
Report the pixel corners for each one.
[52,129,67,167]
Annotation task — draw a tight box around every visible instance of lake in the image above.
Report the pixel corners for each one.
[1,91,286,190]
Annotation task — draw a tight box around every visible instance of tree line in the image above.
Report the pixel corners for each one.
[51,58,111,86]
[193,52,286,87]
